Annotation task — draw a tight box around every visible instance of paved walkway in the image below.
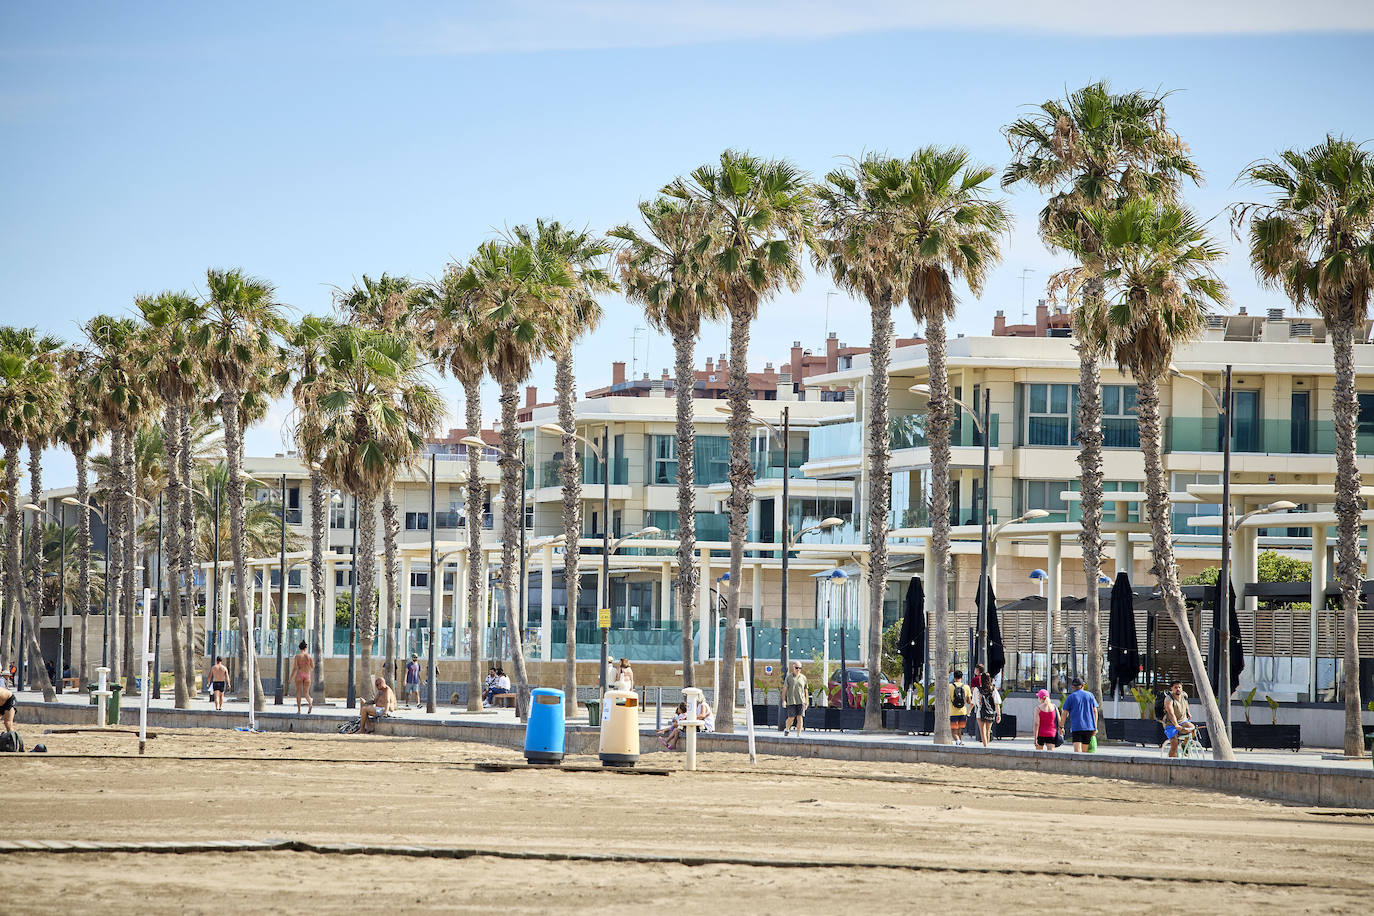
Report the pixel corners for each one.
[19,688,1372,774]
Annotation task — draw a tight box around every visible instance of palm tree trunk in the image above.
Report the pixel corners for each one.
[382,486,399,684]
[463,376,484,712]
[121,428,136,691]
[720,305,754,733]
[309,468,326,703]
[355,490,378,703]
[5,443,55,700]
[1137,376,1235,761]
[555,344,582,715]
[673,330,698,690]
[865,291,893,731]
[107,427,125,690]
[1330,320,1366,756]
[927,309,953,745]
[26,440,46,677]
[178,408,196,691]
[498,382,531,720]
[162,406,189,707]
[75,447,91,682]
[1076,332,1105,695]
[221,391,264,711]
[3,446,22,670]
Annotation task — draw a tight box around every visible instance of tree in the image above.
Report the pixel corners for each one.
[1004,82,1201,696]
[195,268,287,711]
[518,219,616,715]
[813,155,910,730]
[1086,195,1235,761]
[1236,135,1374,757]
[611,198,723,696]
[665,150,814,732]
[20,336,63,692]
[54,346,104,682]
[895,146,1010,745]
[308,325,443,704]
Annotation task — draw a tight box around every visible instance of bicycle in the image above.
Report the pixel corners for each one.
[1160,722,1207,760]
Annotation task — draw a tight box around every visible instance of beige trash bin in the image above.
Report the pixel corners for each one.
[598,688,640,767]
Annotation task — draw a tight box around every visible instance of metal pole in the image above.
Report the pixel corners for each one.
[211,484,219,670]
[519,438,527,636]
[838,592,848,710]
[101,511,110,669]
[1218,364,1233,737]
[347,495,357,709]
[778,406,790,724]
[58,504,67,694]
[152,496,161,699]
[975,388,991,670]
[274,474,286,705]
[600,423,610,695]
[427,453,438,713]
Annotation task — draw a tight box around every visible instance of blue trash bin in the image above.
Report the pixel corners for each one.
[524,687,566,765]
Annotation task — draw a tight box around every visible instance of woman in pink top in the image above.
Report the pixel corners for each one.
[1033,688,1060,750]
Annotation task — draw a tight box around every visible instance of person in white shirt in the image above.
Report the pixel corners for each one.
[616,658,634,689]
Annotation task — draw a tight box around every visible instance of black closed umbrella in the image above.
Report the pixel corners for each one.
[1208,577,1245,698]
[1107,572,1140,693]
[974,576,1005,679]
[897,577,925,693]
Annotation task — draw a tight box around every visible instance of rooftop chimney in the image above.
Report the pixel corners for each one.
[612,361,626,385]
[1267,307,1285,320]
[717,353,728,374]
[1035,299,1050,336]
[705,356,714,374]
[993,309,1006,336]
[826,333,839,374]
[524,385,537,408]
[777,370,797,401]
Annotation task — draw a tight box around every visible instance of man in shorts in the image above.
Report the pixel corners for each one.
[0,683,17,733]
[208,657,229,710]
[403,653,422,708]
[1060,676,1100,752]
[948,669,971,745]
[1162,680,1197,757]
[782,661,808,736]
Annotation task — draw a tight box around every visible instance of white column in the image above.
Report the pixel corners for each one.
[1114,530,1131,581]
[1309,526,1326,701]
[400,554,412,657]
[541,546,553,661]
[455,552,468,659]
[751,562,763,626]
[379,566,391,656]
[660,561,672,626]
[323,558,337,657]
[220,566,231,638]
[302,564,315,638]
[698,548,711,664]
[260,564,271,651]
[1047,532,1062,689]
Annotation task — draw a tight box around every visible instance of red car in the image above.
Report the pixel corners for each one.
[826,668,902,708]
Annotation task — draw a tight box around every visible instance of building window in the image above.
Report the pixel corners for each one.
[405,511,429,530]
[1170,472,1220,534]
[1025,383,1076,446]
[1101,385,1139,448]
[410,571,429,588]
[329,501,356,529]
[525,503,534,529]
[1023,479,1071,522]
[648,435,677,485]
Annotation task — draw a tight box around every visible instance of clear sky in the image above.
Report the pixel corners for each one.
[3,2,1372,488]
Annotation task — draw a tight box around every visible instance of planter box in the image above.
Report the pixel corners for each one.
[1105,718,1164,746]
[752,704,781,728]
[885,708,934,733]
[1231,723,1302,751]
[992,713,1017,739]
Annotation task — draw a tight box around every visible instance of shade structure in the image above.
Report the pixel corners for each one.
[896,577,925,692]
[974,576,1005,679]
[1208,578,1245,699]
[1107,572,1140,692]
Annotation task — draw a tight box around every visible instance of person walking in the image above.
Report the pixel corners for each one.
[403,653,422,708]
[616,658,634,690]
[782,661,809,737]
[975,675,1001,746]
[209,657,230,711]
[949,669,972,745]
[1060,677,1100,752]
[290,641,314,714]
[1033,689,1059,750]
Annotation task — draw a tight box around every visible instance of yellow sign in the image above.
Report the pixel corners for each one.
[598,608,611,629]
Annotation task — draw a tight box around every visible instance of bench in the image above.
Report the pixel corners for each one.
[491,692,517,708]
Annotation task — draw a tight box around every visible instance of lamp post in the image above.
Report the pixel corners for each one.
[274,474,287,705]
[316,490,342,705]
[62,497,106,674]
[154,495,162,699]
[211,482,220,670]
[347,493,358,710]
[23,502,64,693]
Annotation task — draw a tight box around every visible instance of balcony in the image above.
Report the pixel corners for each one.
[1166,417,1373,455]
[809,421,861,461]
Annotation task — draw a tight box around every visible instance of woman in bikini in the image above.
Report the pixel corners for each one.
[291,640,314,714]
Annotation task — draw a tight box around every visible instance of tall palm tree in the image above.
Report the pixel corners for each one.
[22,339,63,686]
[1236,135,1374,757]
[55,346,104,682]
[194,268,287,711]
[814,154,911,730]
[1004,82,1201,694]
[426,262,489,712]
[894,146,1010,745]
[517,220,616,715]
[309,325,443,703]
[1085,195,1235,761]
[335,274,427,684]
[665,150,814,731]
[611,198,722,695]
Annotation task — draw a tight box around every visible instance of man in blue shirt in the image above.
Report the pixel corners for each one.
[1060,677,1100,752]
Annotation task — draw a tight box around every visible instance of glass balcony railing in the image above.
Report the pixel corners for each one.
[583,456,629,487]
[1166,417,1374,455]
[806,413,999,462]
[809,421,861,461]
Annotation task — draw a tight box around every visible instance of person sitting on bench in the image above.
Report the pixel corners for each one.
[360,675,395,734]
[484,668,511,706]
[0,684,17,733]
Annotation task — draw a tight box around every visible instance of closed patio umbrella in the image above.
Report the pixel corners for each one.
[897,577,925,693]
[974,577,1005,679]
[1208,578,1245,699]
[1107,572,1140,693]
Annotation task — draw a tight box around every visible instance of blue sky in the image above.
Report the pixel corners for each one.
[2,2,1372,487]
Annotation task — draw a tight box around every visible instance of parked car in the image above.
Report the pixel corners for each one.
[826,668,901,708]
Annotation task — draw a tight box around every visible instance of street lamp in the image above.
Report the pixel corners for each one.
[23,502,63,694]
[62,497,108,672]
[464,433,526,660]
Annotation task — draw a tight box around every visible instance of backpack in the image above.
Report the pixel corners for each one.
[0,731,24,753]
[952,685,966,708]
[1154,692,1167,721]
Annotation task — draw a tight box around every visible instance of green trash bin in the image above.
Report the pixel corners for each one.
[106,685,123,725]
[585,699,601,727]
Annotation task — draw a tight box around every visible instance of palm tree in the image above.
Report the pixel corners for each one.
[426,263,489,712]
[0,326,61,698]
[308,325,443,703]
[814,154,911,730]
[195,268,287,711]
[21,338,63,686]
[611,198,722,694]
[1003,82,1201,694]
[55,346,104,682]
[1236,136,1374,757]
[1085,195,1235,761]
[190,462,298,572]
[894,146,1010,745]
[664,150,813,731]
[517,220,616,714]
